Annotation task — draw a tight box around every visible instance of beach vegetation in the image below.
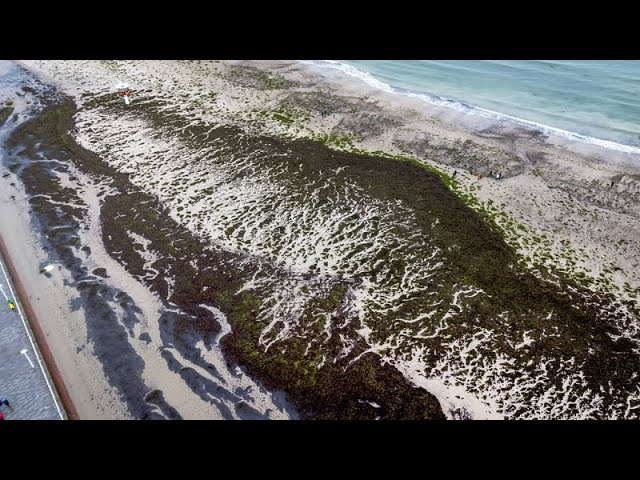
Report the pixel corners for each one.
[0,106,13,126]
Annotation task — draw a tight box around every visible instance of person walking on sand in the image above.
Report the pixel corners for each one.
[452,170,457,179]
[0,398,13,411]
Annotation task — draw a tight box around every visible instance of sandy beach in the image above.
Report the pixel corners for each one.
[22,60,640,293]
[1,61,297,419]
[2,59,639,419]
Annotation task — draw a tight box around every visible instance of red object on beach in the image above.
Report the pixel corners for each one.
[0,411,4,420]
[116,82,130,97]
[116,83,131,105]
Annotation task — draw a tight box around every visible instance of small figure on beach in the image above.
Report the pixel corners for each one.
[489,170,493,177]
[116,82,131,105]
[0,398,12,411]
[452,170,457,179]
[0,411,4,420]
[7,299,16,311]
[610,180,615,188]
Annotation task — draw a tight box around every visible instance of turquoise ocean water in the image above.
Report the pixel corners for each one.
[309,60,640,154]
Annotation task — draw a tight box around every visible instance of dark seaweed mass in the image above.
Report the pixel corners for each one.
[5,87,640,419]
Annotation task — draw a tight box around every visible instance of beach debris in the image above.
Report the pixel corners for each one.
[40,264,54,274]
[116,82,131,105]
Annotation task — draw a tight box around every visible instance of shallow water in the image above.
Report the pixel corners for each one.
[314,60,640,153]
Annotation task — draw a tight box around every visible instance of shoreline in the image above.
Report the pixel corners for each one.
[294,59,640,294]
[0,231,77,419]
[305,60,640,158]
[8,60,640,419]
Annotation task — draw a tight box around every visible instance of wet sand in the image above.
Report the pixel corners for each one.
[0,158,126,419]
[0,215,76,419]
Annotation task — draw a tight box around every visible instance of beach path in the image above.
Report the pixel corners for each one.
[0,241,66,420]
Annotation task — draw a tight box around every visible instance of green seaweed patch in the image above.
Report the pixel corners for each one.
[226,65,298,91]
[0,106,14,126]
[272,112,293,125]
[314,133,354,150]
